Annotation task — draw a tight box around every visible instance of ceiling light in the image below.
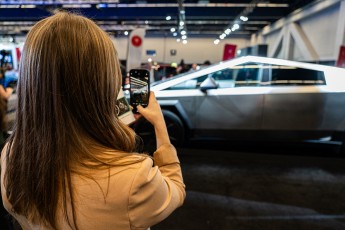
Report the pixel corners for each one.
[177,38,181,42]
[240,16,248,21]
[214,1,257,44]
[182,35,187,40]
[182,40,188,44]
[96,3,107,8]
[0,5,20,8]
[170,28,176,32]
[124,31,129,36]
[214,39,220,45]
[20,4,36,8]
[232,24,240,30]
[181,30,186,35]
[179,21,185,26]
[62,4,91,8]
[173,32,178,36]
[166,16,172,21]
[145,20,149,24]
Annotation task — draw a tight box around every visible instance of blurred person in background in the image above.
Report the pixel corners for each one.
[189,63,200,71]
[0,68,14,100]
[203,60,211,66]
[176,59,189,74]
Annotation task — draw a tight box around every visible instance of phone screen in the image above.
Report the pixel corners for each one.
[129,69,150,113]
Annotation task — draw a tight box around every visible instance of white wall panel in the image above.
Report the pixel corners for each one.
[334,0,345,56]
[292,38,304,61]
[258,0,343,62]
[112,37,249,64]
[112,38,128,61]
[264,29,282,58]
[142,38,166,63]
[3,35,248,69]
[297,3,339,61]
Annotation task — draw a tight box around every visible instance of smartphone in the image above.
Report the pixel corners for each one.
[129,69,150,113]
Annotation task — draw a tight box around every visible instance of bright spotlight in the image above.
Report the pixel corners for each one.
[240,16,248,21]
[232,24,240,31]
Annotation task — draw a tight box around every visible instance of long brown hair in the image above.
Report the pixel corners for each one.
[5,12,137,229]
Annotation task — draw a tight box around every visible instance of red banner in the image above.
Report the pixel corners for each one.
[336,46,345,68]
[126,28,146,72]
[15,47,21,64]
[223,44,237,61]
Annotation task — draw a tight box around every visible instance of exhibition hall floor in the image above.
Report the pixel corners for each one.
[153,142,345,230]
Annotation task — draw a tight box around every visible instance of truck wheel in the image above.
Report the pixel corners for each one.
[132,110,185,154]
[163,110,185,147]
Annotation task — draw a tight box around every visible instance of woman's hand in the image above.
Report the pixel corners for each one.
[136,92,170,147]
[136,92,165,127]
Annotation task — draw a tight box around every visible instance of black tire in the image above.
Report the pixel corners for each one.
[163,110,185,147]
[132,110,185,154]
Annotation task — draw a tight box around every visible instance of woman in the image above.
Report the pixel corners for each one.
[1,12,185,229]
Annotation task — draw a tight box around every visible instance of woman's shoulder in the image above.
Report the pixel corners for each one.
[91,149,153,169]
[114,151,152,167]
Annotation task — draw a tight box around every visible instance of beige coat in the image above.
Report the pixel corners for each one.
[1,144,186,230]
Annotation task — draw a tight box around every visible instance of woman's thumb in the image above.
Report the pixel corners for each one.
[136,105,144,114]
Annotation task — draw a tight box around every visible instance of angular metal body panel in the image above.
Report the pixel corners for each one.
[152,56,345,141]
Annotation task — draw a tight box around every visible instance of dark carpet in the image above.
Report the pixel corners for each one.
[152,146,345,230]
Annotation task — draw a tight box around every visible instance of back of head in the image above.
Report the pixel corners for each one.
[16,11,137,151]
[5,11,136,229]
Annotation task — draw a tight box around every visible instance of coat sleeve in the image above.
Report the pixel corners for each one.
[128,144,186,230]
